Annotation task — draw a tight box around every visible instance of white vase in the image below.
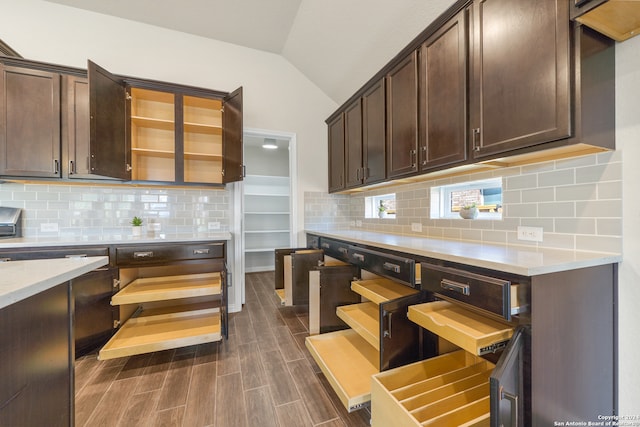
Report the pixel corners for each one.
[132,226,142,236]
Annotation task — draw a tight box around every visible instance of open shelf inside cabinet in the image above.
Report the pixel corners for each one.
[130,87,176,182]
[305,329,379,413]
[408,300,514,356]
[111,272,221,305]
[98,303,221,360]
[183,95,223,184]
[371,349,494,427]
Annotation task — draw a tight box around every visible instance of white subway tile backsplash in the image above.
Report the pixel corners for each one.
[305,151,622,253]
[0,182,229,237]
[556,184,598,201]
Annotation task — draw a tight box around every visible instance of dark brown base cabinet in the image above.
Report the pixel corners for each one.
[0,282,73,427]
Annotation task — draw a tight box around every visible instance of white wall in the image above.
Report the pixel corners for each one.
[0,0,335,245]
[616,35,640,415]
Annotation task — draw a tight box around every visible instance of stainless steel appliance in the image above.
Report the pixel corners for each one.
[0,207,22,238]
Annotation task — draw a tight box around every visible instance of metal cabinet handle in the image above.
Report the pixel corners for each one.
[69,160,75,175]
[501,388,518,427]
[0,257,11,263]
[321,243,330,249]
[383,312,393,339]
[441,278,470,296]
[133,251,154,259]
[193,248,210,255]
[410,149,417,168]
[473,128,481,152]
[352,253,365,262]
[338,247,348,255]
[53,159,60,174]
[383,262,401,273]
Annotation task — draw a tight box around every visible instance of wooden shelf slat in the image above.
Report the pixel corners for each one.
[336,302,380,350]
[112,272,221,305]
[408,301,513,356]
[351,278,419,304]
[305,329,379,412]
[132,115,175,131]
[184,121,222,135]
[98,305,221,360]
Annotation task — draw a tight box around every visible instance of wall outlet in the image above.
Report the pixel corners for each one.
[517,226,543,242]
[356,220,363,227]
[411,222,423,232]
[40,223,59,232]
[208,221,221,230]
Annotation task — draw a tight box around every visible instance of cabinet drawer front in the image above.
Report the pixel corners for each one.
[0,246,108,261]
[306,234,320,249]
[319,237,350,262]
[347,246,416,287]
[116,242,224,266]
[421,263,525,321]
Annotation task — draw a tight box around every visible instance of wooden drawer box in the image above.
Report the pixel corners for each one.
[371,350,494,427]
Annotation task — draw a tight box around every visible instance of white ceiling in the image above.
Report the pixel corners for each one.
[44,0,455,104]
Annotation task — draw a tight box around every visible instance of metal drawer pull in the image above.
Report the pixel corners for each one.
[501,388,518,427]
[352,253,365,262]
[193,248,210,255]
[133,251,154,259]
[65,254,87,258]
[321,243,330,249]
[338,247,348,255]
[383,262,401,273]
[0,257,11,263]
[441,278,470,295]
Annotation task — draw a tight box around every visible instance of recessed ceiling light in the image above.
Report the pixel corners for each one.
[262,138,278,149]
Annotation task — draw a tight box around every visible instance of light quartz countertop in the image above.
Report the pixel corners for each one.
[307,229,621,277]
[0,231,232,249]
[0,256,109,309]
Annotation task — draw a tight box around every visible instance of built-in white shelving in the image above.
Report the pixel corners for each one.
[243,174,291,272]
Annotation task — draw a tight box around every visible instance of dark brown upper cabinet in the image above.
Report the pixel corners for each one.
[386,51,419,179]
[419,9,468,171]
[88,61,130,180]
[362,78,387,185]
[344,98,363,189]
[327,113,345,192]
[469,0,571,159]
[0,65,61,178]
[88,60,243,185]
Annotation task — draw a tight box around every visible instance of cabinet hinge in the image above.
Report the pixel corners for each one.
[125,91,132,101]
[113,278,120,289]
[113,320,121,328]
[220,106,224,113]
[126,164,132,172]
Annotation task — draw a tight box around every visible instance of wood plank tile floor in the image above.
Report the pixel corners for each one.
[75,271,371,427]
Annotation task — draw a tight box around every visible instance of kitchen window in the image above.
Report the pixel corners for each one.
[365,193,396,219]
[430,178,502,220]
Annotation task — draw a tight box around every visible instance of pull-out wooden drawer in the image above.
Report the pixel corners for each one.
[111,272,221,305]
[408,300,514,356]
[98,302,221,360]
[371,350,494,427]
[306,277,424,413]
[305,329,379,412]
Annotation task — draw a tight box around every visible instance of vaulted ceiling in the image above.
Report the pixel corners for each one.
[44,0,454,105]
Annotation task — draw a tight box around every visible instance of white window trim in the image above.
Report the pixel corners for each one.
[430,177,503,220]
